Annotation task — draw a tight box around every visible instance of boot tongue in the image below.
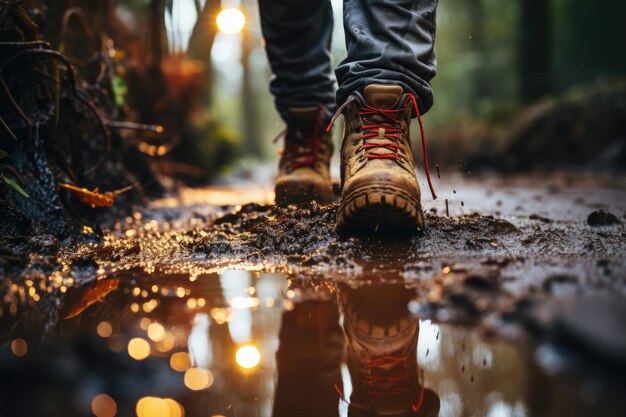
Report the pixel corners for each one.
[363,84,404,109]
[287,107,319,125]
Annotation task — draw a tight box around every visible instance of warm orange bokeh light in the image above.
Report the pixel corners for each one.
[97,321,113,338]
[10,338,27,356]
[184,367,213,391]
[136,397,185,417]
[136,397,169,417]
[128,337,150,360]
[163,398,184,417]
[170,352,191,372]
[91,393,117,417]
[147,322,165,342]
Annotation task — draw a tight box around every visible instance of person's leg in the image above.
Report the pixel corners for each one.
[336,0,438,114]
[259,0,336,122]
[333,0,438,232]
[259,0,336,206]
[272,288,343,417]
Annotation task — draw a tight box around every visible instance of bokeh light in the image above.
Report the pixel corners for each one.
[128,337,150,360]
[91,393,117,417]
[163,398,184,417]
[10,338,27,356]
[97,321,113,338]
[155,331,176,352]
[140,317,152,330]
[136,397,168,417]
[216,8,245,34]
[235,345,260,369]
[170,352,191,372]
[147,322,165,342]
[184,367,213,390]
[210,307,231,324]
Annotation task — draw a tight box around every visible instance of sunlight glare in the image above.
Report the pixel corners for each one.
[216,8,245,34]
[235,345,260,369]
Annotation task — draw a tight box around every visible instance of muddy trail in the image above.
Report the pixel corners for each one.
[1,173,625,417]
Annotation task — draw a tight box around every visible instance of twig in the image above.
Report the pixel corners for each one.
[4,48,112,173]
[74,90,111,174]
[0,74,31,141]
[105,120,164,133]
[60,7,96,45]
[0,0,26,26]
[0,41,51,48]
[0,115,18,141]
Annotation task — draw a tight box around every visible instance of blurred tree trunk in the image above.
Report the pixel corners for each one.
[519,0,552,103]
[467,0,489,100]
[241,16,261,157]
[187,0,220,104]
[149,0,169,68]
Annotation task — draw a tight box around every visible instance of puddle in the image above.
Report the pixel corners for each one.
[2,270,625,417]
[1,173,625,417]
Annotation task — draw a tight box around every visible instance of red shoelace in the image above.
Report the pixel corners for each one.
[327,94,437,200]
[273,107,326,171]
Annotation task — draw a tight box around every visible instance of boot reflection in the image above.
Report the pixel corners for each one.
[338,283,440,417]
[272,285,345,417]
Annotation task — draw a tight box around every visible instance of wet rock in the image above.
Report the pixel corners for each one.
[587,209,621,226]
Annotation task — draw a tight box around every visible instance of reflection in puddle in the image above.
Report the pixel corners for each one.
[0,270,624,417]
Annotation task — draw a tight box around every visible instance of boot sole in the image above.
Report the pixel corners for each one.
[337,183,424,233]
[275,180,334,206]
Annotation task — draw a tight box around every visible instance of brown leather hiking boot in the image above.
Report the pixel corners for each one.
[338,283,440,417]
[275,107,334,206]
[333,85,436,232]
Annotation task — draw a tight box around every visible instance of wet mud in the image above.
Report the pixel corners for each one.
[1,174,625,416]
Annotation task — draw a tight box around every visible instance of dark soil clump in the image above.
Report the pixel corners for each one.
[587,209,621,226]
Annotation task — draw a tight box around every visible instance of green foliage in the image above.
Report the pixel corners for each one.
[195,113,239,177]
[112,76,128,108]
[1,173,29,198]
[0,149,29,198]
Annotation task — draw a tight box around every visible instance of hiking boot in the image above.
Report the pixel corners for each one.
[339,284,440,417]
[275,107,334,206]
[334,84,436,232]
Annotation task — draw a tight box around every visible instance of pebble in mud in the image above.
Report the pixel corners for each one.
[587,209,621,226]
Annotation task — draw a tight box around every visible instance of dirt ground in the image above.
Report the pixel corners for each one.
[1,172,625,416]
[5,172,626,341]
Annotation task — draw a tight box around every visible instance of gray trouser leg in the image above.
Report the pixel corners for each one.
[336,0,438,114]
[258,0,336,123]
